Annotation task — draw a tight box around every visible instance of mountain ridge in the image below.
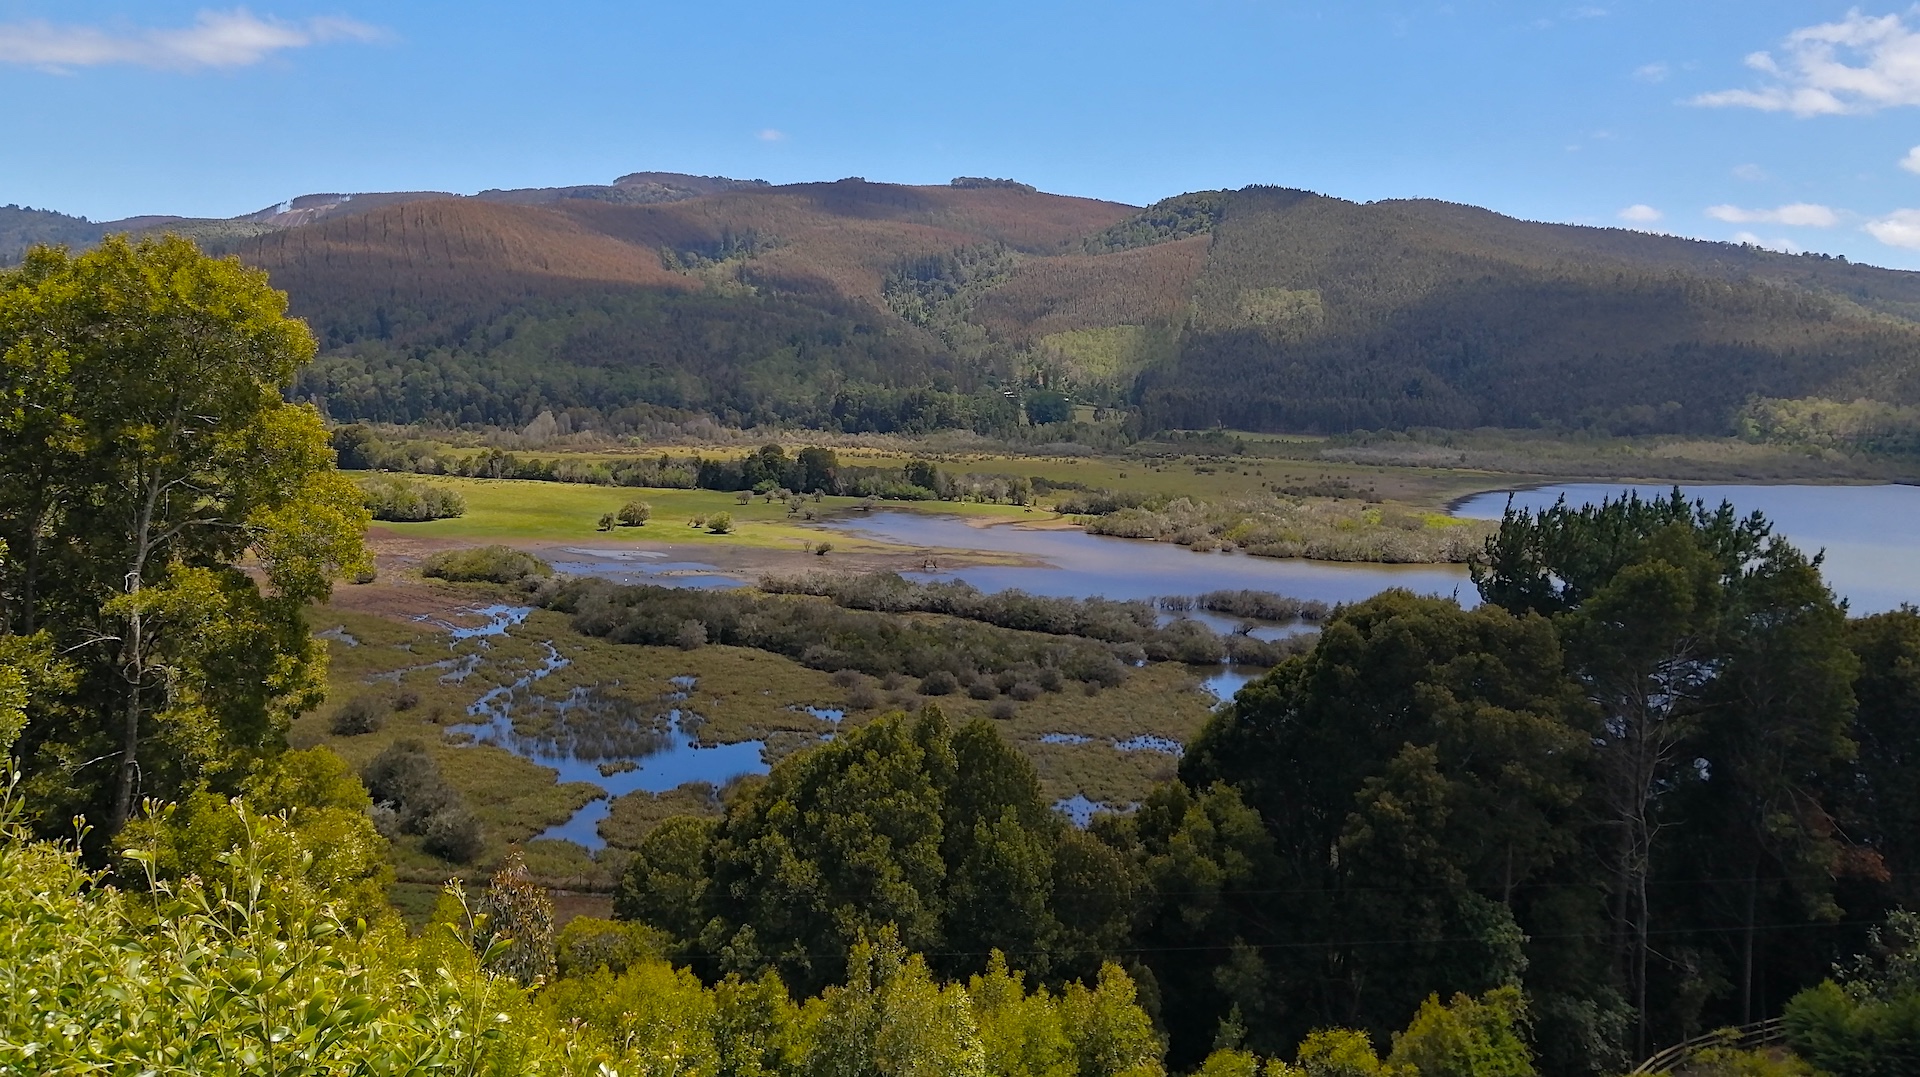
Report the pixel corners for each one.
[7,174,1920,437]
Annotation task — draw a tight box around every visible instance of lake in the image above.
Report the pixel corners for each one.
[1453,483,1920,614]
[820,512,1474,609]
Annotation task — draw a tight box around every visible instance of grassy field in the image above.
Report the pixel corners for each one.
[370,474,1040,550]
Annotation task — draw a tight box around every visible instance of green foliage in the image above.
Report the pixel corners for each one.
[554,579,1136,687]
[1783,912,1920,1077]
[360,739,486,863]
[1677,1038,1817,1076]
[1385,988,1536,1077]
[1083,192,1230,253]
[1473,489,1856,1050]
[799,930,991,1077]
[757,571,1300,668]
[359,474,468,521]
[420,544,553,584]
[119,747,394,924]
[0,235,371,837]
[1149,590,1582,1061]
[1738,396,1920,457]
[1027,390,1074,425]
[331,692,388,735]
[2,791,583,1074]
[554,916,665,978]
[291,280,1018,434]
[1843,609,1920,909]
[1292,1029,1386,1077]
[474,851,557,985]
[618,498,653,526]
[0,203,105,265]
[708,511,736,534]
[615,710,1133,995]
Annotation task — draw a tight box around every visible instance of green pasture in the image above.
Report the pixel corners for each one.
[367,474,1037,549]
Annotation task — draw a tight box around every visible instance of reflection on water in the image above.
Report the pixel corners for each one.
[1201,667,1260,704]
[823,513,1471,608]
[448,672,775,851]
[1054,794,1119,828]
[413,604,533,641]
[1454,484,1920,614]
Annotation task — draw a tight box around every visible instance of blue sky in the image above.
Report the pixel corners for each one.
[7,2,1920,267]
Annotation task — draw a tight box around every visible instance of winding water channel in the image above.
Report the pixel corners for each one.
[434,483,1920,845]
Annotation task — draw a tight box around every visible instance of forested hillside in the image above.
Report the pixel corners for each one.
[1137,188,1920,433]
[18,175,1920,437]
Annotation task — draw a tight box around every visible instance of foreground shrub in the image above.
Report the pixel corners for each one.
[1784,911,1920,1077]
[421,544,552,584]
[617,499,653,526]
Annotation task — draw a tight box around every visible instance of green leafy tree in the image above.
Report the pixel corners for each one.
[1292,1029,1385,1077]
[1843,609,1920,909]
[698,714,951,991]
[619,710,1100,996]
[1385,987,1536,1077]
[1026,391,1074,425]
[618,498,654,526]
[796,446,840,494]
[1168,591,1587,1060]
[708,511,735,534]
[0,236,369,837]
[119,746,393,923]
[970,953,1076,1077]
[799,929,989,1077]
[1059,961,1166,1077]
[1473,491,1857,1048]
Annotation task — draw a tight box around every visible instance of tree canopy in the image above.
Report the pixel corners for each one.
[0,235,369,837]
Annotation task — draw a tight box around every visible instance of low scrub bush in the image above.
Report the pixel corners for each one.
[549,578,1143,689]
[361,740,484,863]
[759,571,1313,667]
[329,694,387,736]
[422,545,553,584]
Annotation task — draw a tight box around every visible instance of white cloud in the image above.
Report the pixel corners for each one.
[1634,62,1670,83]
[1706,202,1841,227]
[1867,208,1920,247]
[1618,204,1664,223]
[1569,6,1609,19]
[756,128,787,142]
[1692,10,1920,115]
[1902,146,1920,173]
[1732,231,1804,253]
[1732,163,1770,181]
[0,9,384,72]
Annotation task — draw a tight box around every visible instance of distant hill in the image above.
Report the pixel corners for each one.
[1131,188,1920,432]
[10,175,1920,437]
[1,205,106,264]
